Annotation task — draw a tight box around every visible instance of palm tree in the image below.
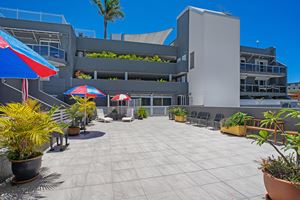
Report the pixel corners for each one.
[92,0,124,39]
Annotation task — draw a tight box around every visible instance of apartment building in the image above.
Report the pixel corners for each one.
[0,6,291,112]
[288,82,300,101]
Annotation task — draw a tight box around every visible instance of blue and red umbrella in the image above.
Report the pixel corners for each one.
[0,29,58,79]
[64,85,106,98]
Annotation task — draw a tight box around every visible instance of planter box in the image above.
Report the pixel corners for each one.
[220,125,246,136]
[175,115,186,123]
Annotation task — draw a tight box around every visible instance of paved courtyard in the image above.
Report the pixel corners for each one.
[2,117,275,200]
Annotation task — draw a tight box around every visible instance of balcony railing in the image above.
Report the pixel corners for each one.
[240,63,286,74]
[27,44,66,61]
[0,7,67,24]
[241,84,286,94]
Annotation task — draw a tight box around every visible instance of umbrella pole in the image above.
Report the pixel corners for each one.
[84,95,87,133]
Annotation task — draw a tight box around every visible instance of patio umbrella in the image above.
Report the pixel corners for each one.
[64,85,106,126]
[111,94,131,114]
[0,29,58,101]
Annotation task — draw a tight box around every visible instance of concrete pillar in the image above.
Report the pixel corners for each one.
[94,71,97,80]
[107,94,110,107]
[125,72,128,80]
[169,74,172,82]
[150,94,153,116]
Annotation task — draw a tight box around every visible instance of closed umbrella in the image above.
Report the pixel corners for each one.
[0,29,58,101]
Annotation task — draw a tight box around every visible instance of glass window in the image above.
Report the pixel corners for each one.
[141,98,150,106]
[163,98,172,106]
[153,98,162,106]
[190,52,195,69]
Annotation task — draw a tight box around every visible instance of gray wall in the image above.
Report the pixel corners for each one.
[75,57,177,75]
[72,79,188,96]
[76,37,178,57]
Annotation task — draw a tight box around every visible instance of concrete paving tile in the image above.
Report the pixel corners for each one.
[140,177,173,196]
[201,182,246,200]
[175,186,215,200]
[156,164,182,176]
[112,168,138,183]
[147,191,182,200]
[80,184,113,200]
[41,187,83,200]
[187,171,221,186]
[85,171,112,186]
[136,167,162,179]
[113,180,145,200]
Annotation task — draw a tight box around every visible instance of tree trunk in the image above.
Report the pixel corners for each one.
[104,19,108,40]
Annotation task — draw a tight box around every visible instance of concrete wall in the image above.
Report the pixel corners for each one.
[75,57,177,75]
[185,8,240,107]
[76,37,177,57]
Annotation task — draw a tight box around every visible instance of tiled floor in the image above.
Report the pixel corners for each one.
[1,117,275,200]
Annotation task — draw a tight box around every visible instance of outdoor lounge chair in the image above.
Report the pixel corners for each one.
[195,112,210,127]
[210,113,225,129]
[122,108,134,122]
[186,111,197,123]
[96,109,113,123]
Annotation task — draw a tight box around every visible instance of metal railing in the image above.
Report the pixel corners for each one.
[27,44,66,61]
[75,28,96,38]
[52,109,70,123]
[240,63,286,74]
[240,84,287,94]
[97,106,169,116]
[0,7,67,24]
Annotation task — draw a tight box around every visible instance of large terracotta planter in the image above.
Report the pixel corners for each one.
[68,127,80,136]
[220,125,246,136]
[263,172,300,200]
[175,115,186,123]
[10,155,42,183]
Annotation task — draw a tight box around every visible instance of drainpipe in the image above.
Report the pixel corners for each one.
[125,72,128,80]
[150,94,153,116]
[94,71,97,80]
[107,94,110,108]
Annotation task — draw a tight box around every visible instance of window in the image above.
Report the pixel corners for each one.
[163,98,172,106]
[141,98,151,106]
[190,52,195,69]
[153,98,162,106]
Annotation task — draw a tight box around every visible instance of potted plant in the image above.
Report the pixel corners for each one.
[174,107,187,123]
[72,96,96,125]
[66,103,82,136]
[0,99,63,183]
[248,109,300,200]
[168,107,176,120]
[110,108,119,120]
[137,107,148,120]
[221,112,252,136]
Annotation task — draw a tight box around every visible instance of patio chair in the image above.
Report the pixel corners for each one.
[186,111,197,123]
[209,113,225,129]
[96,109,113,123]
[196,112,210,127]
[190,112,202,124]
[122,108,134,122]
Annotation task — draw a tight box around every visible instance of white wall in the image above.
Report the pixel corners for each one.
[187,8,240,107]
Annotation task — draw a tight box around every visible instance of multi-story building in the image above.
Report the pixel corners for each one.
[288,82,300,101]
[0,6,292,113]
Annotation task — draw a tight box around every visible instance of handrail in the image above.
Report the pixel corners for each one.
[1,79,53,108]
[241,84,286,93]
[27,44,66,60]
[240,63,286,74]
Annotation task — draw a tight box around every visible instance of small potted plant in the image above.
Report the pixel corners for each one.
[137,107,148,120]
[168,107,176,120]
[174,107,187,123]
[0,99,63,183]
[66,103,82,136]
[221,112,252,136]
[248,109,300,200]
[110,108,119,120]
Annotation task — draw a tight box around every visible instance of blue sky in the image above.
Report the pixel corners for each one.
[0,0,299,82]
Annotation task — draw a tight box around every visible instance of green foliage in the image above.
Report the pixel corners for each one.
[108,77,119,80]
[111,108,118,114]
[66,103,83,127]
[86,51,170,63]
[137,107,148,118]
[72,96,96,119]
[157,79,167,83]
[260,156,300,183]
[74,70,92,80]
[173,107,187,117]
[0,99,63,160]
[223,112,252,127]
[248,108,300,183]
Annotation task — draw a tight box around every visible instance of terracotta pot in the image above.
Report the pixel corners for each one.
[263,172,300,200]
[68,127,80,136]
[175,115,186,123]
[11,155,42,183]
[220,125,246,136]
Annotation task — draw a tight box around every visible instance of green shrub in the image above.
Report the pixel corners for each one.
[174,107,187,117]
[86,51,171,63]
[137,107,148,118]
[157,79,167,83]
[222,112,252,127]
[74,70,92,80]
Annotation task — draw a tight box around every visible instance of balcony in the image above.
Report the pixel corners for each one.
[27,44,67,66]
[240,63,286,77]
[75,57,177,75]
[240,84,287,96]
[72,78,188,95]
